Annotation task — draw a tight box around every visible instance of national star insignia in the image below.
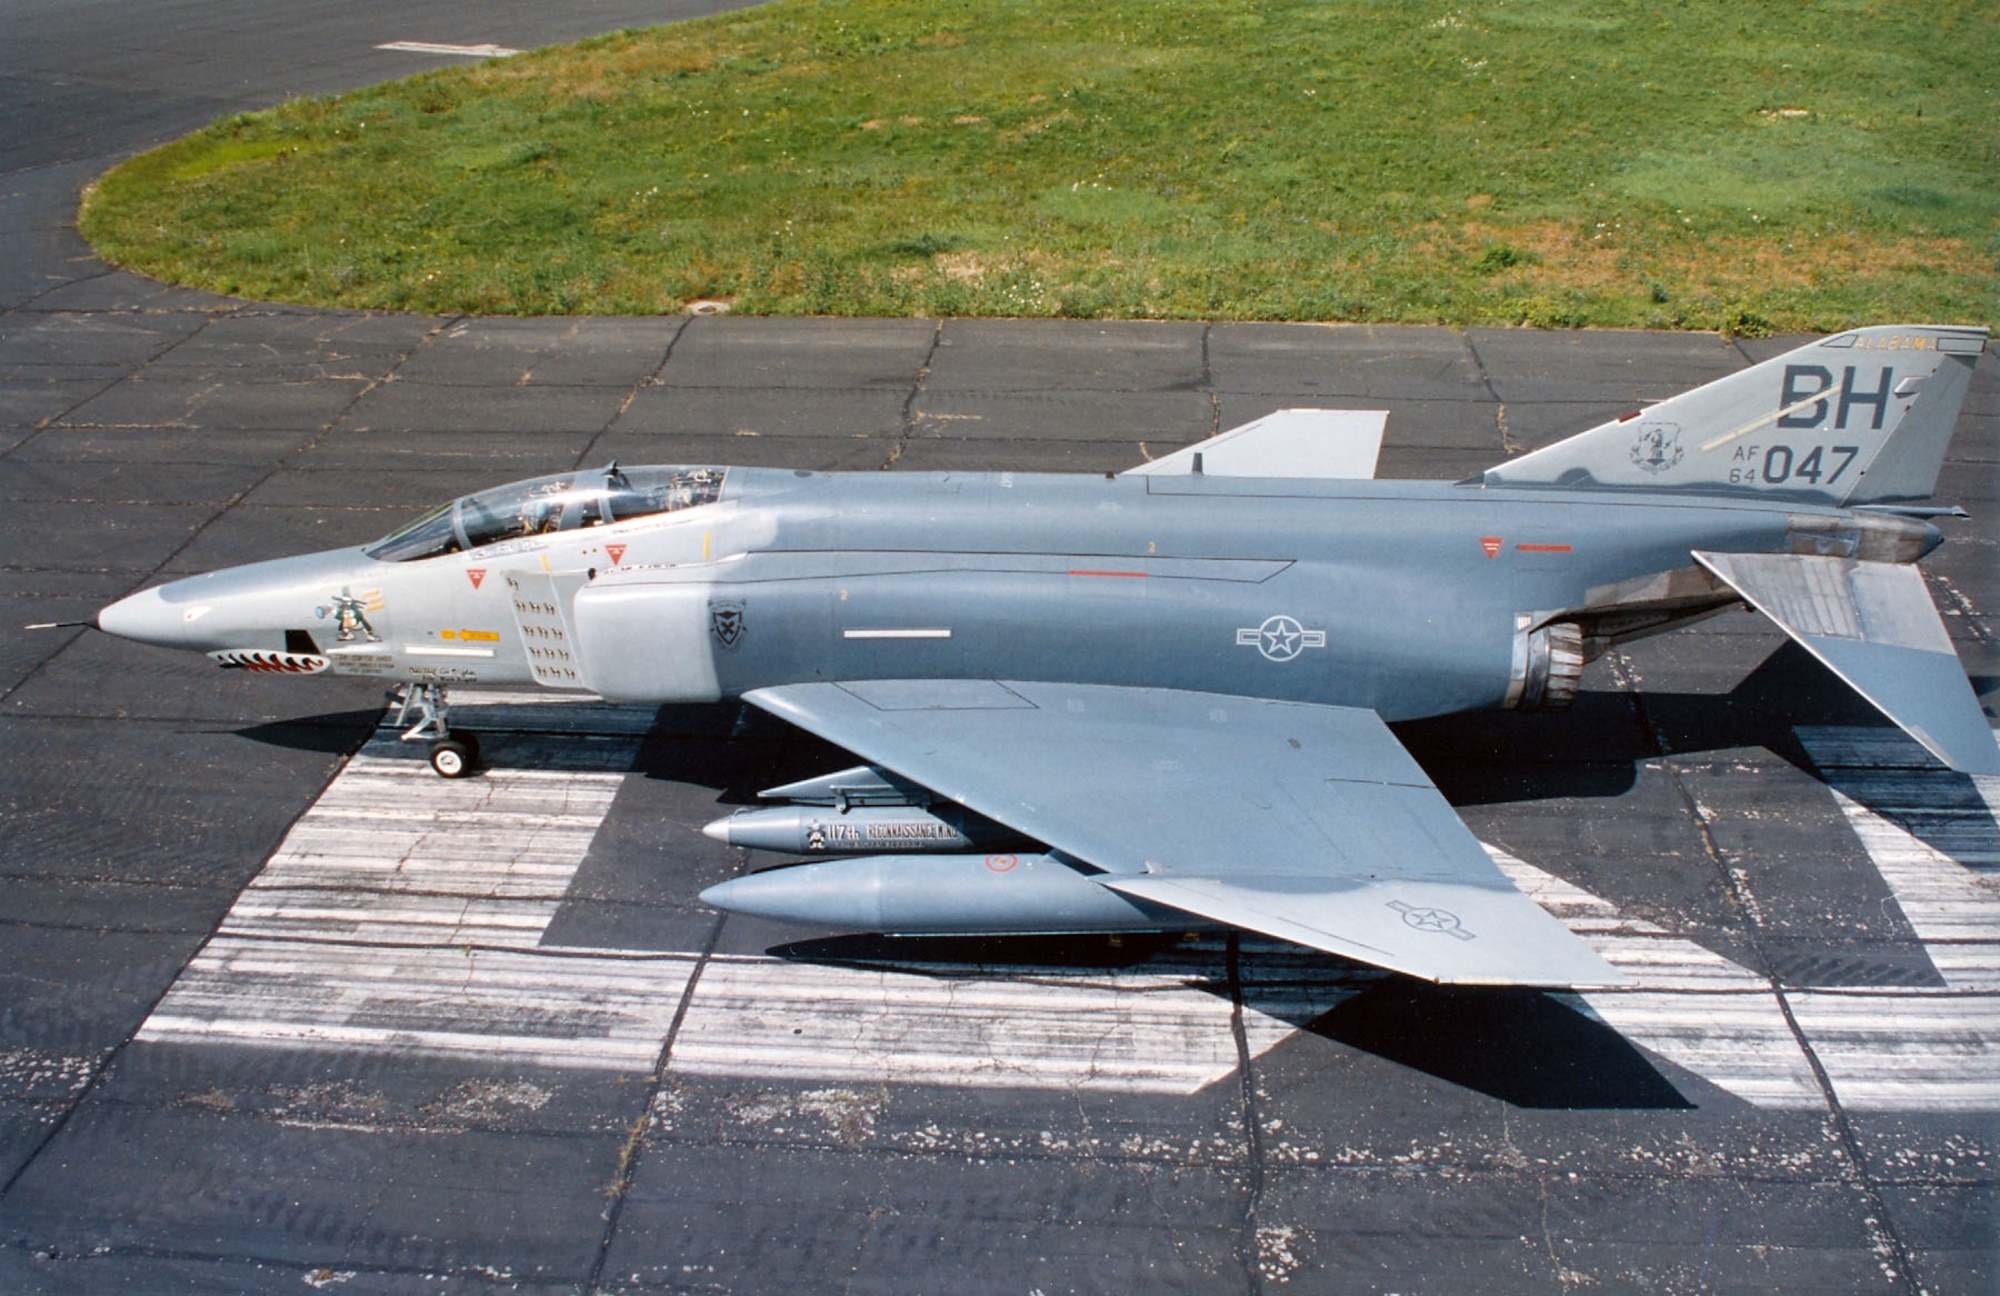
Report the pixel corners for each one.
[1237,614,1327,663]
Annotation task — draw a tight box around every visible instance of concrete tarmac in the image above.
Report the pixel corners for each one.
[1,2,1996,1292]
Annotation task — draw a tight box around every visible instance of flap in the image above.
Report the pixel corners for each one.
[744,680,1625,987]
[1695,552,1999,775]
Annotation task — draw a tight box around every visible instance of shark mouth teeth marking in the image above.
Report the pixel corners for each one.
[209,649,331,675]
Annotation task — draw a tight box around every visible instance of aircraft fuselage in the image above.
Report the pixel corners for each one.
[100,467,1919,722]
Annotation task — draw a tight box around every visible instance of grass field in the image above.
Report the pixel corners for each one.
[80,0,1999,330]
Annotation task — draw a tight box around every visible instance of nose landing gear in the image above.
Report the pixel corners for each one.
[427,735,479,778]
[392,682,482,778]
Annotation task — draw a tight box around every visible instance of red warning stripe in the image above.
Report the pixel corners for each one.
[1068,569,1149,579]
[1516,543,1573,553]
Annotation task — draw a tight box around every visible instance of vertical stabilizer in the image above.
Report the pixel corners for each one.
[1481,325,1987,503]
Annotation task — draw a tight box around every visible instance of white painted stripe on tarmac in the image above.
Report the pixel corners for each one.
[1501,835,2000,1113]
[146,940,694,1070]
[139,698,676,1069]
[1769,725,2000,1108]
[135,698,2000,1108]
[376,41,522,58]
[1830,789,2000,989]
[1789,992,2000,1111]
[1492,850,1771,990]
[1798,724,2000,874]
[1491,849,1827,1108]
[670,954,1345,1095]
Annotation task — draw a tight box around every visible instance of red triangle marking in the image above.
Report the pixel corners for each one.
[467,568,486,589]
[605,544,626,566]
[1479,537,1502,559]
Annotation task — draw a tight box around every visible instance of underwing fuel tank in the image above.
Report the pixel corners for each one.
[698,854,1217,936]
[702,804,1017,854]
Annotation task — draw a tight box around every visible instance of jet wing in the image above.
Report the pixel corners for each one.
[1694,551,2000,775]
[743,680,1625,987]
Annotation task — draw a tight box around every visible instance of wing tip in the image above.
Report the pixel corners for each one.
[1105,875,1633,989]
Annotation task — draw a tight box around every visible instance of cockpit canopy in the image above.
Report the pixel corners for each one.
[368,465,726,562]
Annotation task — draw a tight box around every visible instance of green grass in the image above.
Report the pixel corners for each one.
[80,0,2000,331]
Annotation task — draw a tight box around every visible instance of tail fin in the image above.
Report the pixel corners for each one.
[1480,325,1987,504]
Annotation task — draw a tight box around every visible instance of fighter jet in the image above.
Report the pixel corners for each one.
[81,324,1995,988]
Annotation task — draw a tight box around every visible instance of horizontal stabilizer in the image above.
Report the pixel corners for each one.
[1102,874,1624,987]
[1126,409,1385,479]
[1694,551,1999,775]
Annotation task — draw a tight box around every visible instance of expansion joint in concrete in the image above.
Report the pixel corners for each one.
[1459,330,1519,458]
[583,910,726,1294]
[882,317,943,470]
[1606,648,1923,1296]
[578,313,692,467]
[1226,933,1267,1296]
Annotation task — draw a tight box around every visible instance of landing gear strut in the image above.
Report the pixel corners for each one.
[393,682,481,778]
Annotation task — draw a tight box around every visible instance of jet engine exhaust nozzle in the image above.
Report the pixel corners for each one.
[1509,620,1585,712]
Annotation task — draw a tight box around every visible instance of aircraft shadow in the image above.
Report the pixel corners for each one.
[231,711,385,756]
[1396,690,1647,806]
[1267,979,1694,1110]
[769,934,1693,1109]
[1646,642,2000,872]
[1401,641,1998,872]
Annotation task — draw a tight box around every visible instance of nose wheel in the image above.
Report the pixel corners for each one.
[393,682,482,778]
[427,734,481,778]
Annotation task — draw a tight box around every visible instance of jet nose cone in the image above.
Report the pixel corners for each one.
[701,816,736,845]
[96,586,191,647]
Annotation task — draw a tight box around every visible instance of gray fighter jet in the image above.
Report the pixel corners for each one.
[82,325,1995,988]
